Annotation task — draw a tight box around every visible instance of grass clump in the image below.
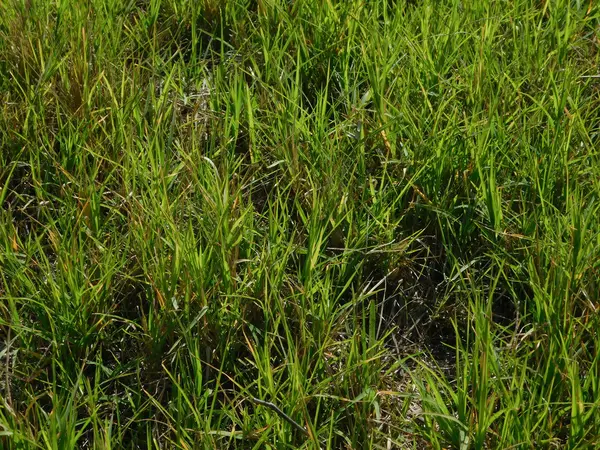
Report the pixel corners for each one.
[1,0,600,448]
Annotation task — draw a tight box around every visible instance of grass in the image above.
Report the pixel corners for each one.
[1,0,600,448]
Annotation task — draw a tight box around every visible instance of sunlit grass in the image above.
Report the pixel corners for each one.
[1,0,600,448]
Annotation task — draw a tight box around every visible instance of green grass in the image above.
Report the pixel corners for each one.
[1,0,600,448]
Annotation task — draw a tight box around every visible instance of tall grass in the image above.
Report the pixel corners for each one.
[1,0,600,448]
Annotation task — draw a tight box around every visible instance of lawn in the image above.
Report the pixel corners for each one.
[1,0,600,448]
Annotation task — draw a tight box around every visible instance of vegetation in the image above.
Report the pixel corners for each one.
[1,0,600,448]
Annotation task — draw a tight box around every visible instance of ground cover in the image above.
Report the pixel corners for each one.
[1,0,600,448]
